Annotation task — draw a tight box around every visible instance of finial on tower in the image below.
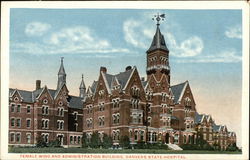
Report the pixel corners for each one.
[82,74,84,79]
[152,13,165,26]
[61,57,64,63]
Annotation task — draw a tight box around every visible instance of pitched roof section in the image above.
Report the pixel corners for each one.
[194,112,203,123]
[9,88,33,103]
[67,95,83,109]
[212,124,221,132]
[147,25,169,53]
[101,67,134,91]
[170,81,187,104]
[90,81,98,94]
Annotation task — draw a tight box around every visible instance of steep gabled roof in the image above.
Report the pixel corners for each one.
[147,25,169,53]
[116,68,134,89]
[67,95,83,109]
[212,124,221,132]
[9,88,33,103]
[170,81,187,104]
[194,112,203,124]
[90,81,98,94]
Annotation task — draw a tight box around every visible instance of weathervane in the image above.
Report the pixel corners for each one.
[152,13,165,26]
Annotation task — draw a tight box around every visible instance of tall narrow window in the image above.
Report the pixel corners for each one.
[11,118,15,127]
[10,133,15,142]
[27,105,31,113]
[11,104,15,112]
[26,119,31,128]
[16,118,21,127]
[16,133,21,143]
[17,104,21,112]
[26,134,31,143]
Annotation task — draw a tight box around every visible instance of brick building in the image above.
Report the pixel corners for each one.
[9,16,237,150]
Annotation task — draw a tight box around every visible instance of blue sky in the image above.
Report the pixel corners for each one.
[9,9,242,146]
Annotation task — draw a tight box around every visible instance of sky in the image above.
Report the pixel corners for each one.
[9,9,242,147]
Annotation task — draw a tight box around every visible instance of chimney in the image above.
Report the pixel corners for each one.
[100,67,107,73]
[36,80,41,90]
[125,66,132,71]
[141,77,145,81]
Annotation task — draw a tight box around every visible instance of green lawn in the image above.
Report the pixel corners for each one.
[9,147,242,154]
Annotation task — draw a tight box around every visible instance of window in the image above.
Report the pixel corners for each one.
[42,106,49,115]
[134,130,138,141]
[70,136,73,144]
[27,105,31,113]
[26,119,31,128]
[140,131,144,141]
[147,117,151,126]
[161,93,167,102]
[45,134,49,143]
[74,112,78,120]
[16,118,21,127]
[74,136,77,144]
[112,130,120,141]
[98,116,105,126]
[11,104,15,112]
[87,119,93,128]
[16,133,21,143]
[26,134,31,143]
[11,118,15,127]
[10,133,15,142]
[174,134,179,144]
[74,123,78,131]
[138,114,142,123]
[78,136,81,144]
[17,104,21,112]
[131,99,139,109]
[112,99,120,108]
[147,103,151,113]
[146,91,153,101]
[98,90,105,98]
[184,135,187,144]
[58,108,64,116]
[42,119,49,129]
[112,114,120,124]
[99,103,105,111]
[131,86,140,97]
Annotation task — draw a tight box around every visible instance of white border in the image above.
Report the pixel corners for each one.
[1,1,249,160]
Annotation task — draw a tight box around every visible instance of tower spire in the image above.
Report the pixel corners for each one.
[57,57,66,90]
[147,13,169,54]
[79,74,86,98]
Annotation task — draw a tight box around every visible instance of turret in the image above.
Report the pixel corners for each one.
[57,57,66,90]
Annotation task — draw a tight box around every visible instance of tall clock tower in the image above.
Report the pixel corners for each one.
[146,14,170,85]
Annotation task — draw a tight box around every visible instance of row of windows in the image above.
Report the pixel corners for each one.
[112,98,120,108]
[70,136,81,144]
[10,132,31,143]
[10,104,31,113]
[10,118,31,128]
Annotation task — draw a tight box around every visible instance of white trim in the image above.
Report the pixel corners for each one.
[101,72,111,94]
[123,66,136,90]
[178,81,188,103]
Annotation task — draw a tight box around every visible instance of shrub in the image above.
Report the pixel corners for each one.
[226,143,238,151]
[82,133,88,148]
[89,131,101,148]
[119,135,130,149]
[47,139,61,148]
[36,137,47,148]
[102,134,113,149]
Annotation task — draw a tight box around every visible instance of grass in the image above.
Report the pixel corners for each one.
[9,147,242,154]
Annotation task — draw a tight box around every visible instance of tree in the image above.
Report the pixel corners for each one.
[89,131,101,148]
[119,135,130,149]
[102,133,113,149]
[82,132,88,148]
[226,143,238,151]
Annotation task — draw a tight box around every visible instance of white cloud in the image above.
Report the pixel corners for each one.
[25,22,51,36]
[176,50,241,63]
[12,26,130,55]
[123,18,203,57]
[225,25,242,39]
